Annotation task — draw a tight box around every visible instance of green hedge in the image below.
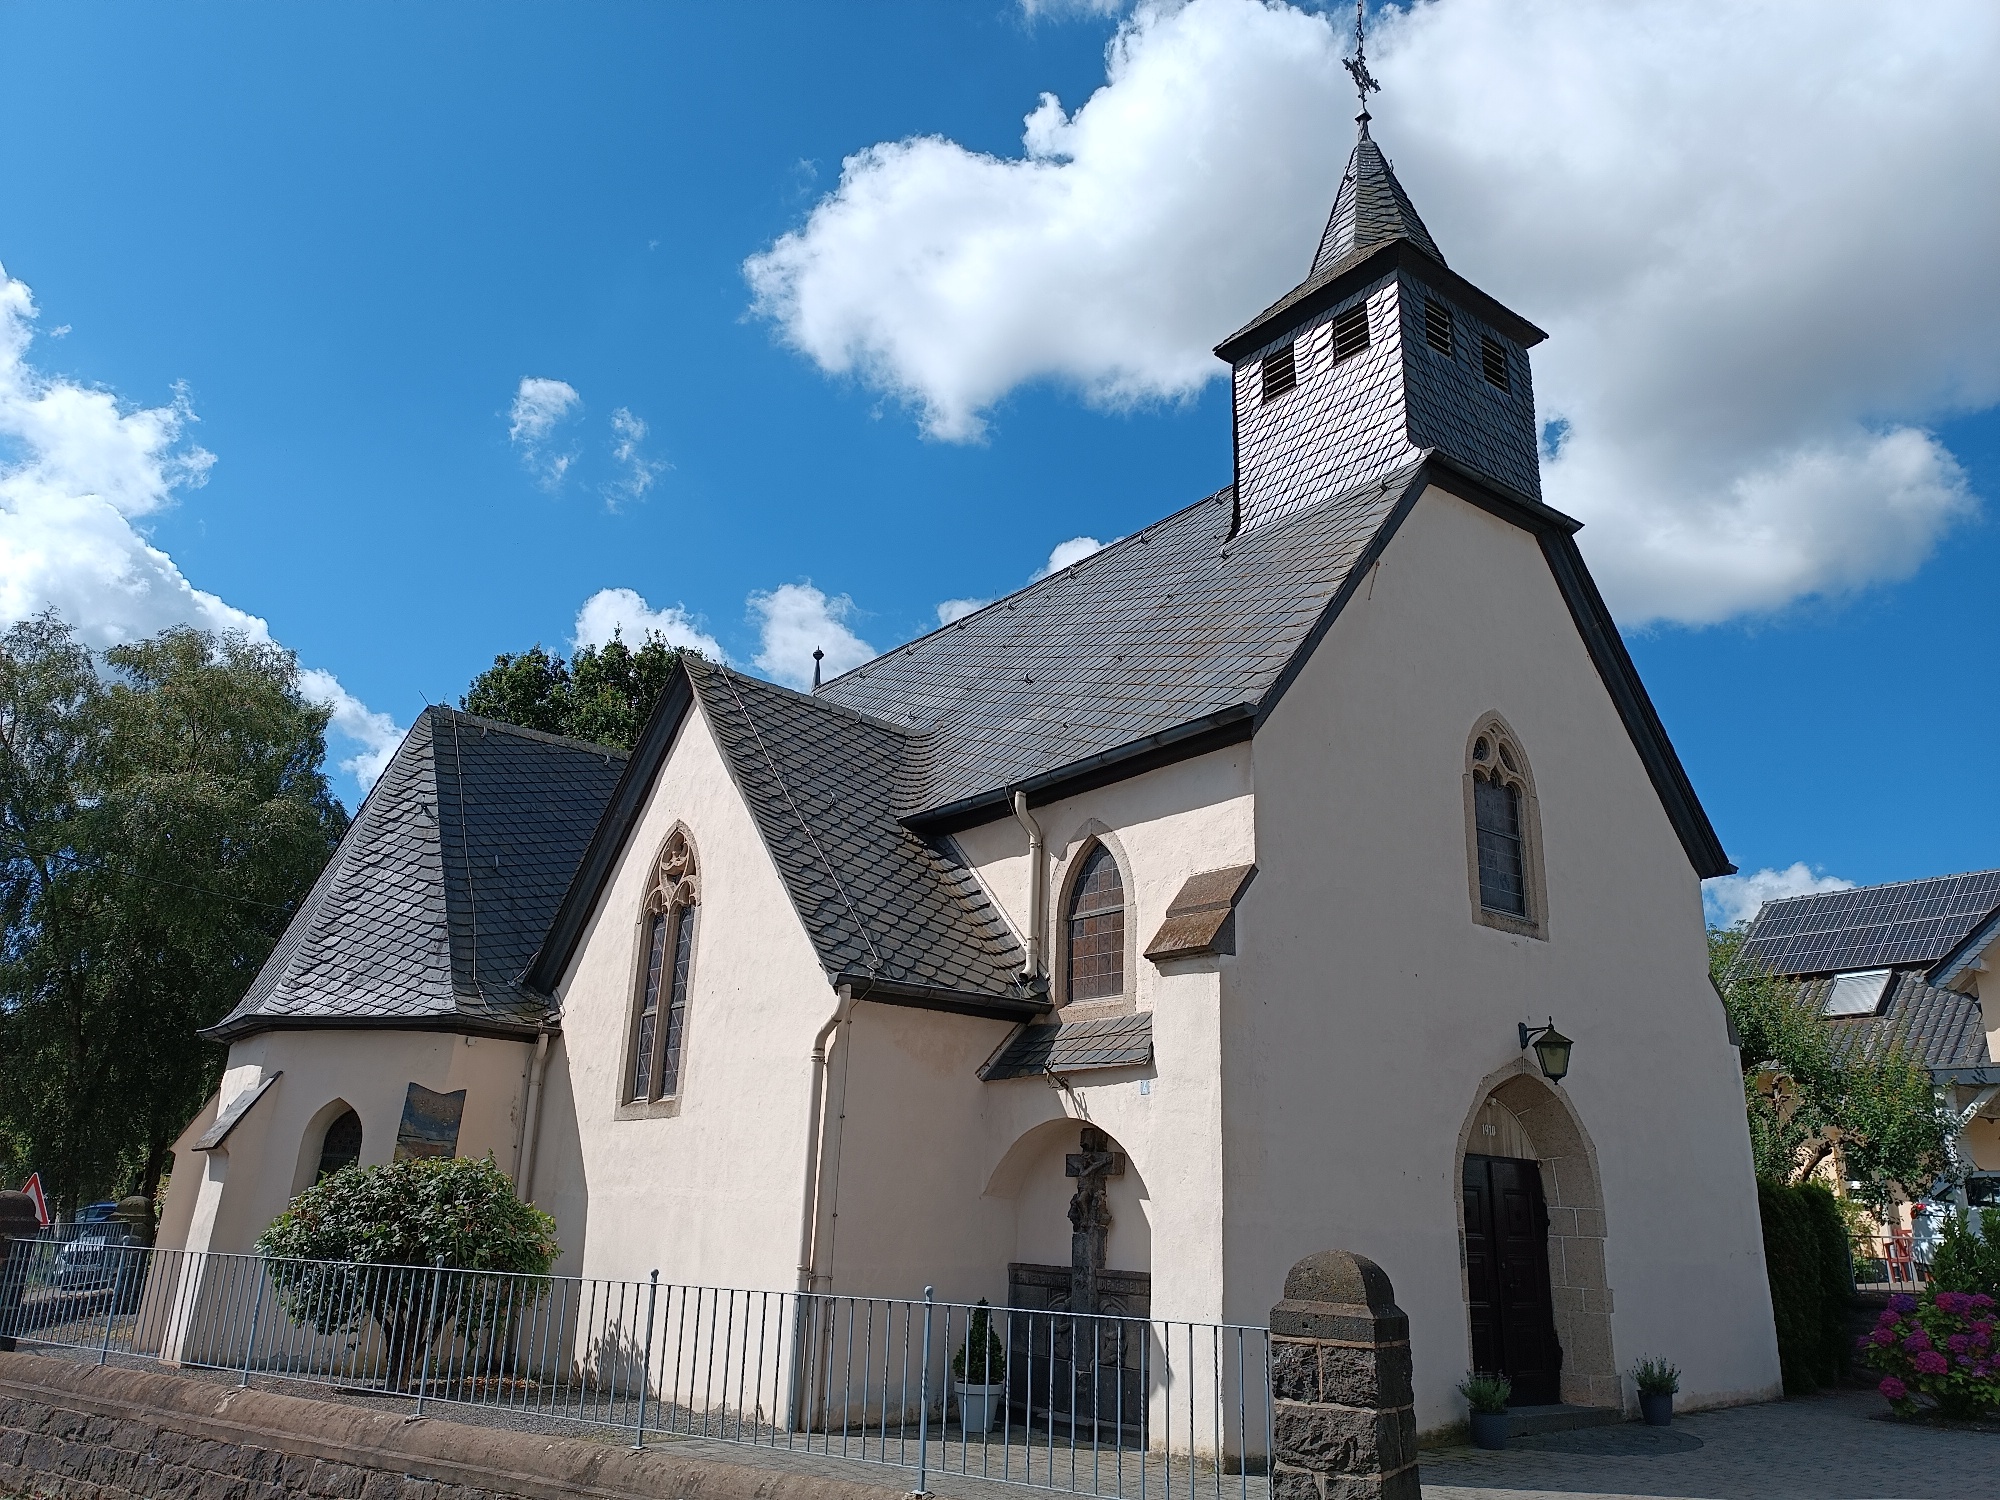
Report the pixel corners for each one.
[1757,1180,1851,1393]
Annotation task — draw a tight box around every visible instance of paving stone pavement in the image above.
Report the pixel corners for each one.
[1417,1390,1996,1500]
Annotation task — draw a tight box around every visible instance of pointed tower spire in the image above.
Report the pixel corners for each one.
[1313,2,1444,274]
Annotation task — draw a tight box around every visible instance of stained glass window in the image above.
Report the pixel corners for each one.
[1066,844,1126,1004]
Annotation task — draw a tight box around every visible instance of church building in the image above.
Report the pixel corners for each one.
[157,103,1783,1432]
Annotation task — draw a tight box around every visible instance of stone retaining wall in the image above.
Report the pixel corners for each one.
[0,1353,902,1500]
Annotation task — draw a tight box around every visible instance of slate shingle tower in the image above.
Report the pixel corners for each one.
[1215,109,1547,537]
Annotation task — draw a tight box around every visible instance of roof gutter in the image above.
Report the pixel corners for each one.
[1012,791,1046,984]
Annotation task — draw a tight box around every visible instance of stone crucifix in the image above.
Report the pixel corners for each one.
[1065,1126,1126,1318]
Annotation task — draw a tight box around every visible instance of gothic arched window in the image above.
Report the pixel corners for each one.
[1065,842,1127,1005]
[1465,718,1546,937]
[315,1108,362,1182]
[629,828,700,1104]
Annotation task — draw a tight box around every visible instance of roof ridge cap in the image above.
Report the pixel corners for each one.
[689,656,916,738]
[428,704,632,758]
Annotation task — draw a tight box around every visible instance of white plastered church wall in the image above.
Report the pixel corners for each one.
[935,748,1254,1327]
[539,691,836,1290]
[157,1030,533,1257]
[1233,483,1780,1430]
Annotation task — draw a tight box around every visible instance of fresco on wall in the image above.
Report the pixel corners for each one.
[393,1084,466,1161]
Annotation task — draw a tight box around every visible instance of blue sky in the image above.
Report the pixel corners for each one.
[0,1,1994,921]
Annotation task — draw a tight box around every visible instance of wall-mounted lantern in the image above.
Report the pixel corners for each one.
[1518,1019,1573,1084]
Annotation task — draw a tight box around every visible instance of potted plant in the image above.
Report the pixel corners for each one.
[952,1300,1008,1433]
[1632,1356,1679,1426]
[1458,1371,1511,1449]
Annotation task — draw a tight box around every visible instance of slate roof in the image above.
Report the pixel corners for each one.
[1810,970,1990,1073]
[820,465,1421,824]
[1737,870,2000,978]
[980,1013,1154,1081]
[682,656,1031,1011]
[1312,122,1443,275]
[209,708,628,1041]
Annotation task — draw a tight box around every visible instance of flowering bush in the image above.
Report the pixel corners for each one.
[1858,1290,2000,1420]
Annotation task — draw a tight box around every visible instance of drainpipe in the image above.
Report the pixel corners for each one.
[515,1028,554,1200]
[797,986,854,1292]
[1012,791,1046,983]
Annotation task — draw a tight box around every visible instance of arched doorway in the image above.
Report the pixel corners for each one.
[1455,1063,1618,1409]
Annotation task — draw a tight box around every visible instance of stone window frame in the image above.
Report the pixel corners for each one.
[1051,821,1139,1020]
[616,824,701,1121]
[1452,1060,1619,1410]
[1462,713,1549,941]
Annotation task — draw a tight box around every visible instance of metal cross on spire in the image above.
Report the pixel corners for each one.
[1343,0,1381,125]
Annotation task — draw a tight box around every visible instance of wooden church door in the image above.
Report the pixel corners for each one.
[1462,1154,1561,1405]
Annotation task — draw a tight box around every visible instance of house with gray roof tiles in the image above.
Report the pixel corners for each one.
[158,105,1779,1434]
[1738,870,2000,1211]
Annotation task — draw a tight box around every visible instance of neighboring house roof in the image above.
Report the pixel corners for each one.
[1808,970,1990,1073]
[209,708,628,1042]
[1738,870,2000,978]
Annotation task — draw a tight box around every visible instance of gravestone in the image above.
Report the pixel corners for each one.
[1268,1251,1418,1500]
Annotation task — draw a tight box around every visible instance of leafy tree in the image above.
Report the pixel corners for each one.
[257,1155,559,1389]
[1711,929,1958,1216]
[461,633,679,751]
[0,614,346,1216]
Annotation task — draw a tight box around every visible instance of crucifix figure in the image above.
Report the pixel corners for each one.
[1065,1126,1126,1318]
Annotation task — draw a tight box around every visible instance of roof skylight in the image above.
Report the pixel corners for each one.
[1820,968,1893,1018]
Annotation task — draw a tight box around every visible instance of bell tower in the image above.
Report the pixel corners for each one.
[1214,12,1547,536]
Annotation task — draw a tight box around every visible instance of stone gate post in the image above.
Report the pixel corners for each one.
[1268,1251,1418,1500]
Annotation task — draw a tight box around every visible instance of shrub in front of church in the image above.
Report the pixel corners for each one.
[1756,1180,1850,1393]
[256,1155,559,1391]
[1859,1290,2000,1420]
[951,1299,1006,1385]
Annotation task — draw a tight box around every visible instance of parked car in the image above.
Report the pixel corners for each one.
[73,1202,119,1225]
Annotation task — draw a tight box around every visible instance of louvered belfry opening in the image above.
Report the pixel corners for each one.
[1067,843,1126,1004]
[1331,302,1371,363]
[1260,342,1297,402]
[1424,299,1453,355]
[1480,334,1511,391]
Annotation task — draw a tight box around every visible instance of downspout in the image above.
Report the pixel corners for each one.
[1012,791,1047,984]
[797,986,854,1292]
[515,1028,554,1199]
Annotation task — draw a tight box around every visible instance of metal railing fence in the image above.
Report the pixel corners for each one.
[0,1238,1271,1498]
[1852,1235,1931,1294]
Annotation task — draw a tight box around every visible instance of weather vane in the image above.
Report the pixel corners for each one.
[1343,0,1381,123]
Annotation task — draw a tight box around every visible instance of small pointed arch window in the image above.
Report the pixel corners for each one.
[1065,841,1127,1005]
[315,1108,362,1182]
[629,828,700,1104]
[1465,718,1547,938]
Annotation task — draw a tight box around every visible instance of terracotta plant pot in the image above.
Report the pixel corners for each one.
[1638,1391,1673,1426]
[1469,1411,1509,1449]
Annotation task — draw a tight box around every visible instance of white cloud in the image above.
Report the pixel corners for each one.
[296,668,402,784]
[571,586,725,659]
[508,377,582,488]
[747,0,1999,624]
[1036,535,1104,578]
[749,582,875,690]
[1020,0,1127,17]
[1702,863,1856,931]
[605,407,666,508]
[936,597,988,625]
[0,262,402,794]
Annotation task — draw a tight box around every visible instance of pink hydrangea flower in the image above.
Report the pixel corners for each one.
[1902,1329,1933,1353]
[1937,1292,1964,1315]
[1880,1376,1907,1401]
[1911,1350,1948,1376]
[1948,1333,1971,1354]
[1870,1328,1895,1346]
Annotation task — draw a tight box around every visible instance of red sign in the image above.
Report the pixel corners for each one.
[19,1174,49,1227]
